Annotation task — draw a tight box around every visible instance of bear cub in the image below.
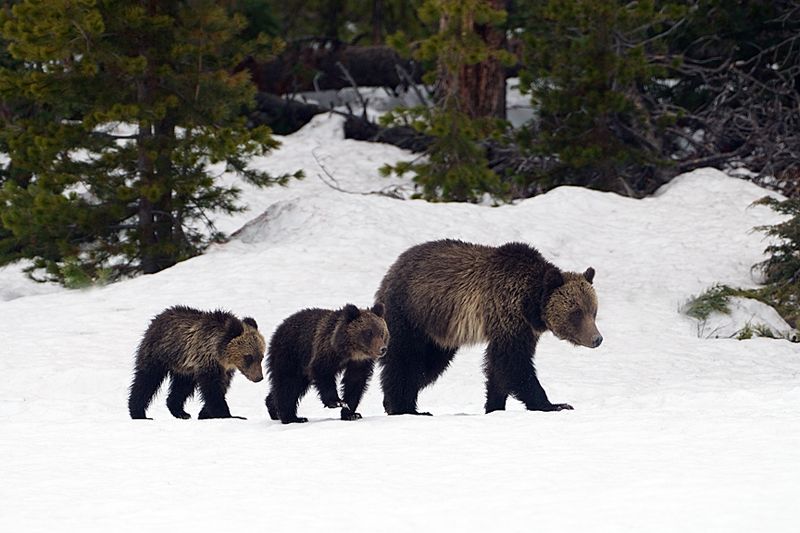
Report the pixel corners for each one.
[128,305,265,420]
[265,303,389,424]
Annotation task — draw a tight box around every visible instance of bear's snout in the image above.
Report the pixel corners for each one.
[591,334,603,348]
[242,367,264,382]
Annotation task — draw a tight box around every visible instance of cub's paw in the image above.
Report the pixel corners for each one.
[170,410,191,420]
[281,416,308,424]
[324,399,347,409]
[534,403,573,412]
[341,408,362,421]
[386,409,433,416]
[198,407,234,419]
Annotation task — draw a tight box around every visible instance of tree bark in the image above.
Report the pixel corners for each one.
[438,0,507,119]
[153,115,177,270]
[137,2,176,275]
[136,86,157,275]
[462,0,507,119]
[323,0,346,39]
[372,0,383,45]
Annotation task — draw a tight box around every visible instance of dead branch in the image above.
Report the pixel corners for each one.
[311,148,405,199]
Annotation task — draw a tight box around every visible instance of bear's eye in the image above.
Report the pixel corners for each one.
[569,310,582,326]
[362,330,374,343]
[244,355,255,366]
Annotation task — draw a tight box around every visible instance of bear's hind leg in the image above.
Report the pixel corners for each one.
[380,319,438,416]
[167,373,195,419]
[128,362,168,419]
[484,369,509,413]
[420,339,457,389]
[273,377,310,424]
[265,392,279,420]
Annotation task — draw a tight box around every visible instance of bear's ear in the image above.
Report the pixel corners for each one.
[583,267,595,284]
[543,269,564,297]
[371,302,385,318]
[222,317,244,347]
[242,317,258,329]
[342,304,360,322]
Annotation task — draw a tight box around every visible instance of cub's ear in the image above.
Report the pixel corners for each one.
[371,302,385,318]
[583,267,595,284]
[222,317,244,347]
[342,304,360,322]
[242,317,258,329]
[543,269,564,297]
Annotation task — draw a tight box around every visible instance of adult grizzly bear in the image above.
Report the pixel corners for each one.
[376,239,602,415]
[265,303,389,424]
[128,306,265,420]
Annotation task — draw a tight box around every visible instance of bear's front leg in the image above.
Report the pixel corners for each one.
[339,360,374,421]
[197,368,246,419]
[486,333,573,413]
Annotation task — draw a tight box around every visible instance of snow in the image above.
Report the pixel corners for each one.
[2,114,800,532]
[506,77,536,128]
[290,77,532,127]
[695,296,796,340]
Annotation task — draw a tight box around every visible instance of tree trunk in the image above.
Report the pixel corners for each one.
[136,0,178,275]
[153,116,177,270]
[372,0,383,44]
[136,76,158,275]
[323,0,345,39]
[462,1,506,119]
[439,0,507,119]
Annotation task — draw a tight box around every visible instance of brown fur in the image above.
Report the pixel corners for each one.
[265,303,389,423]
[376,239,602,415]
[128,306,265,420]
[223,323,267,381]
[544,271,600,347]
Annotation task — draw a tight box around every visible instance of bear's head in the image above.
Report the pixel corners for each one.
[222,317,266,382]
[542,267,603,348]
[334,303,390,361]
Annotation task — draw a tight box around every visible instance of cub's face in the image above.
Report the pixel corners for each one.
[347,303,390,361]
[226,320,266,382]
[544,269,603,349]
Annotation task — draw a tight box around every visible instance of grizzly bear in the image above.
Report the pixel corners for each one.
[376,239,602,415]
[265,303,389,424]
[128,305,265,420]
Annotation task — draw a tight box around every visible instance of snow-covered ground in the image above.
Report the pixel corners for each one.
[2,113,799,532]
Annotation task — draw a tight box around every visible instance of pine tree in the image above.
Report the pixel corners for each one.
[518,0,684,193]
[666,0,800,184]
[263,0,424,44]
[753,196,800,328]
[0,0,300,284]
[382,0,513,202]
